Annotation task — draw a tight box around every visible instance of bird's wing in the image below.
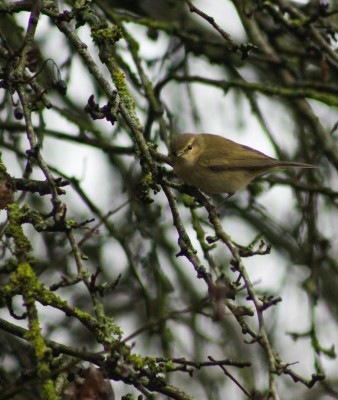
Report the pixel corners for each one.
[199,140,276,171]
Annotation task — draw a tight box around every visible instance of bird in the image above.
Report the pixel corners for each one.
[170,133,316,197]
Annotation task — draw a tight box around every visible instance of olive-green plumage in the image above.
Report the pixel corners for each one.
[170,133,315,195]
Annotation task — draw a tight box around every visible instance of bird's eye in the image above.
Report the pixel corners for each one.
[187,144,193,150]
[171,151,177,157]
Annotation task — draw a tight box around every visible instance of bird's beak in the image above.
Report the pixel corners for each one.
[175,149,185,158]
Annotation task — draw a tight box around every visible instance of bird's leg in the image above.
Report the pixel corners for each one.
[216,192,234,209]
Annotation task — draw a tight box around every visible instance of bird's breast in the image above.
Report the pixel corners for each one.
[173,159,255,193]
